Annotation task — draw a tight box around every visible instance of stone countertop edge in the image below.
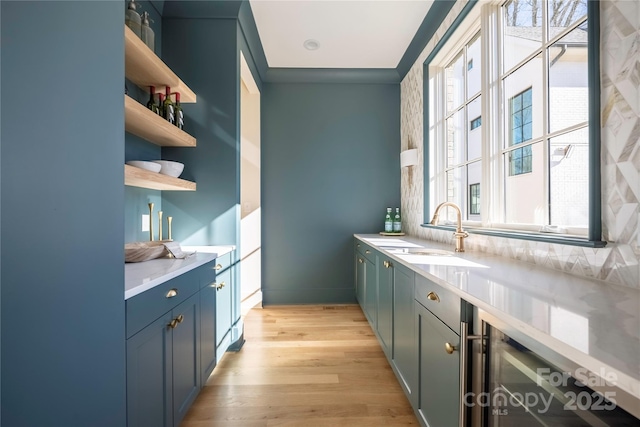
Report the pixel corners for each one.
[124,245,235,300]
[354,233,640,407]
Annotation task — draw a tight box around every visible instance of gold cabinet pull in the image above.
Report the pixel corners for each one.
[168,319,178,329]
[445,342,457,354]
[176,314,184,324]
[427,292,440,303]
[383,260,393,269]
[166,288,178,298]
[358,258,364,264]
[215,264,223,271]
[215,281,226,290]
[365,250,371,254]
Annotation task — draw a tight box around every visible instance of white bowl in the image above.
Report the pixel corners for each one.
[126,160,161,173]
[151,160,184,178]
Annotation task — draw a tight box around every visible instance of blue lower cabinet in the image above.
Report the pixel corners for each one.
[377,255,394,358]
[172,294,201,426]
[355,252,366,305]
[126,312,173,427]
[392,264,417,406]
[200,280,217,385]
[216,268,233,355]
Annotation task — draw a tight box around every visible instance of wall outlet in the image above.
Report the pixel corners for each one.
[141,214,150,232]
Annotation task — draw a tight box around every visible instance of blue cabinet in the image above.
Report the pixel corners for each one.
[377,255,394,357]
[415,300,460,427]
[200,277,217,385]
[126,291,200,427]
[216,266,232,354]
[392,263,417,406]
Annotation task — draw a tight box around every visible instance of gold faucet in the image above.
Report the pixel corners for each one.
[429,202,469,252]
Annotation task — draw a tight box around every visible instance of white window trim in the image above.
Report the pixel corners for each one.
[428,1,590,239]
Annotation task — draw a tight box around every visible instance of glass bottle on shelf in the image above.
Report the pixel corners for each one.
[157,93,165,117]
[393,207,402,233]
[174,92,184,130]
[384,208,393,233]
[125,0,141,38]
[163,87,175,125]
[146,86,158,114]
[140,11,155,52]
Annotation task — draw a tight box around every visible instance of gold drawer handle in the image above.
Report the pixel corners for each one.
[166,288,178,298]
[445,342,457,354]
[216,281,226,290]
[365,250,371,254]
[168,319,178,329]
[176,314,184,324]
[383,260,392,269]
[215,264,223,271]
[427,292,440,303]
[358,258,364,264]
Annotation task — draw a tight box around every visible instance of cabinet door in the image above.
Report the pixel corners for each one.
[355,253,366,306]
[416,302,460,427]
[363,257,377,327]
[127,312,173,427]
[377,256,393,357]
[200,282,217,385]
[393,265,417,406]
[216,268,232,350]
[172,293,201,427]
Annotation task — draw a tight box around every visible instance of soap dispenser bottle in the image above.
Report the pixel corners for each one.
[140,11,155,52]
[125,0,141,38]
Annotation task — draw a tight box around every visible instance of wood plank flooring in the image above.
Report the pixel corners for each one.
[181,305,419,426]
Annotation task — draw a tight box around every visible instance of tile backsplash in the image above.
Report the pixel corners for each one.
[400,0,640,289]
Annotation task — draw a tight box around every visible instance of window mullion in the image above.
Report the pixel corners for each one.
[541,0,550,226]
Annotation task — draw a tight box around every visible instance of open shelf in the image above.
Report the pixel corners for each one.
[125,164,196,191]
[124,95,196,147]
[124,25,196,103]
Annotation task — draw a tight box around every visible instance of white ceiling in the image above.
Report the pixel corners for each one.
[249,1,434,69]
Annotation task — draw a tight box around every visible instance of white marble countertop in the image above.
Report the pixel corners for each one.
[124,245,234,300]
[355,234,640,414]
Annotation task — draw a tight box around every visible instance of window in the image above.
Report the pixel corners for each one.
[424,0,601,245]
[469,183,480,215]
[509,88,532,175]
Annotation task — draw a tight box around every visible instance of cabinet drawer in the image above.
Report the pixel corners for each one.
[355,240,376,263]
[414,275,461,332]
[199,252,233,288]
[127,268,200,338]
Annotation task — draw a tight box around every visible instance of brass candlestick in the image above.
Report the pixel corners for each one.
[167,216,173,241]
[148,202,154,241]
[158,211,163,241]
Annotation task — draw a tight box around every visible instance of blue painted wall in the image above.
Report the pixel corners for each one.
[160,18,241,247]
[1,1,126,425]
[262,83,401,304]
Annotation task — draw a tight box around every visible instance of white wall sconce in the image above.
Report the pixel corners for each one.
[401,148,419,168]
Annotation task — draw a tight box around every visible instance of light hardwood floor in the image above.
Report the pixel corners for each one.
[181,304,419,426]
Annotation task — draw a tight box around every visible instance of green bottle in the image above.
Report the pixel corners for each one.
[163,86,175,125]
[384,208,393,233]
[174,92,184,130]
[393,207,402,233]
[146,86,158,114]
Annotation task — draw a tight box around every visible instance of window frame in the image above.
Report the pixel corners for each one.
[421,0,605,248]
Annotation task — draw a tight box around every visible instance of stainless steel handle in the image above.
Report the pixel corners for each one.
[166,288,178,298]
[427,291,440,303]
[459,321,483,427]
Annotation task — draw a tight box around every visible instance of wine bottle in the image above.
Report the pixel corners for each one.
[174,92,184,130]
[384,207,393,233]
[163,87,175,125]
[393,207,402,233]
[157,93,165,117]
[146,86,158,114]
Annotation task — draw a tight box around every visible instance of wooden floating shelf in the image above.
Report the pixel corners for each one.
[124,95,196,147]
[124,25,196,103]
[125,164,196,191]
